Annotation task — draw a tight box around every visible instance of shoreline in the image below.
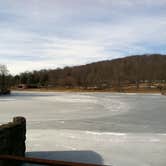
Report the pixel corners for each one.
[12,88,162,94]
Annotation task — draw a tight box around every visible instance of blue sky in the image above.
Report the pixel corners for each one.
[0,0,166,74]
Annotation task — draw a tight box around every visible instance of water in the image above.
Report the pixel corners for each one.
[0,91,166,165]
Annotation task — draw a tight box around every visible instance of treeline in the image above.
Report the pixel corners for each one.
[11,54,166,89]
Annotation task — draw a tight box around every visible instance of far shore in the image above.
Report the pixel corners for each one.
[11,87,162,94]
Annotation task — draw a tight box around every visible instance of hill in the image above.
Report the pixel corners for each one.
[12,54,166,92]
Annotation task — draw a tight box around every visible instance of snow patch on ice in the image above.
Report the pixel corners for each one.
[85,131,127,136]
[0,98,16,101]
[36,94,98,104]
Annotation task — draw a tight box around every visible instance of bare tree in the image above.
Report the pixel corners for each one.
[0,64,8,76]
[0,64,10,94]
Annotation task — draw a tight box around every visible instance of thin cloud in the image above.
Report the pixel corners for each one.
[0,0,166,74]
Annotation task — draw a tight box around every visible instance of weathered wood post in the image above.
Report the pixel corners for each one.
[0,117,26,166]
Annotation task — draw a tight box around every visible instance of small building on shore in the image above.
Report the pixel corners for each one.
[17,84,27,89]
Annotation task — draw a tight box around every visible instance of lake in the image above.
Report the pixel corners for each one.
[0,91,166,166]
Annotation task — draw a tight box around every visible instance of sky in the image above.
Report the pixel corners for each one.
[0,0,166,75]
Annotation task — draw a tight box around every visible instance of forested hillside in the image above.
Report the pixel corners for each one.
[12,54,166,90]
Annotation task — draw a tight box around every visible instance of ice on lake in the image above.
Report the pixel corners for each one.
[0,91,166,166]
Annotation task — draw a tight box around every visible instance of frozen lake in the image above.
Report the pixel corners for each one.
[0,91,166,166]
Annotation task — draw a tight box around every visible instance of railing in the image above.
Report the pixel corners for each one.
[0,155,105,166]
